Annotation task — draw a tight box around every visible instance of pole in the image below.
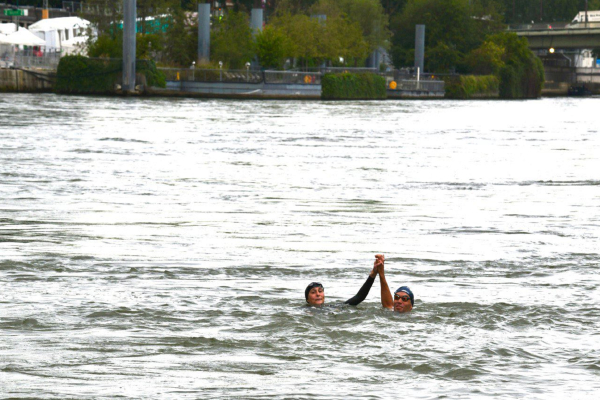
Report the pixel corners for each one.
[197,2,210,63]
[123,0,137,93]
[414,25,425,76]
[585,0,589,25]
[43,0,49,19]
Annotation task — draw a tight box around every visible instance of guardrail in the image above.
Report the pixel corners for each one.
[264,70,320,85]
[14,53,61,70]
[507,21,600,31]
[159,68,323,85]
[393,80,445,92]
[159,68,263,83]
[1,49,61,70]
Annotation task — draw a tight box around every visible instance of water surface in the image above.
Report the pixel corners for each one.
[1,94,599,399]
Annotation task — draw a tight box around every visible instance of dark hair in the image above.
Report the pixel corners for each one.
[305,282,323,302]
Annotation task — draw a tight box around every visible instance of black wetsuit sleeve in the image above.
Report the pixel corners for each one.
[344,275,375,306]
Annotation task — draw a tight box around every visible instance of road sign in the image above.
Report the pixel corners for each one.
[3,9,28,17]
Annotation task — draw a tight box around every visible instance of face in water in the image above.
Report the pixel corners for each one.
[393,291,413,313]
[307,285,325,306]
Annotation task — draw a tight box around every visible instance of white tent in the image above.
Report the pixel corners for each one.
[0,23,18,35]
[28,17,90,51]
[0,27,46,46]
[28,17,90,33]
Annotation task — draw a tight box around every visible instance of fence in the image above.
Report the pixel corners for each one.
[393,80,445,92]
[160,68,262,83]
[159,68,322,85]
[0,47,62,70]
[14,51,61,70]
[264,70,320,85]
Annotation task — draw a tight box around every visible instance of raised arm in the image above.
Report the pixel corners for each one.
[376,254,393,309]
[344,260,378,306]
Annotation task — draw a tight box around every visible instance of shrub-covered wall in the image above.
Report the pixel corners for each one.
[55,56,166,94]
[322,72,387,100]
[445,75,499,99]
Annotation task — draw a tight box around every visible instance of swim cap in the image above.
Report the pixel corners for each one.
[394,286,414,306]
[305,282,324,302]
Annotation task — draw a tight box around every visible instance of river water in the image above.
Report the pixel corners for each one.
[1,93,599,399]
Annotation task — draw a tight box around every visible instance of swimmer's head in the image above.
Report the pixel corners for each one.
[305,282,325,306]
[393,286,414,313]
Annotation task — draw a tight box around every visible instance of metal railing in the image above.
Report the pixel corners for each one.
[159,68,263,83]
[14,52,61,70]
[159,68,322,85]
[1,48,62,70]
[507,21,600,31]
[264,70,320,85]
[393,80,445,92]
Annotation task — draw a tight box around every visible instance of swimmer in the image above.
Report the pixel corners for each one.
[375,254,414,313]
[305,257,381,307]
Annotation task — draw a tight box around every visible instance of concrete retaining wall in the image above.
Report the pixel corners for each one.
[0,69,54,92]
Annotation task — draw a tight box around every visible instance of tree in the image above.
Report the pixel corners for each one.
[211,11,255,69]
[311,0,391,54]
[390,0,504,69]
[471,32,544,98]
[255,25,291,69]
[464,40,504,74]
[327,15,369,66]
[161,4,198,67]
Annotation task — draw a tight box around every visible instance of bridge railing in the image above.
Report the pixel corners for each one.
[508,21,600,31]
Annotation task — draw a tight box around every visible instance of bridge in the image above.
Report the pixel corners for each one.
[510,22,600,95]
[512,22,600,49]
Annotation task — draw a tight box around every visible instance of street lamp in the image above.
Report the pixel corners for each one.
[190,61,196,80]
[219,61,223,82]
[245,62,251,81]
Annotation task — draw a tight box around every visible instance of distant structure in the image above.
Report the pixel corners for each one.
[414,25,425,73]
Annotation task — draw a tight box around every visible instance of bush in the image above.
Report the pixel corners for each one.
[55,55,121,94]
[445,75,499,99]
[55,56,166,94]
[322,72,386,100]
[137,60,166,88]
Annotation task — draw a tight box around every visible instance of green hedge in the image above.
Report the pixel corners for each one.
[55,56,121,94]
[322,72,387,100]
[55,56,166,94]
[445,75,499,99]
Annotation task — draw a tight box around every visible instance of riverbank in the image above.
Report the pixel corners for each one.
[3,66,598,98]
